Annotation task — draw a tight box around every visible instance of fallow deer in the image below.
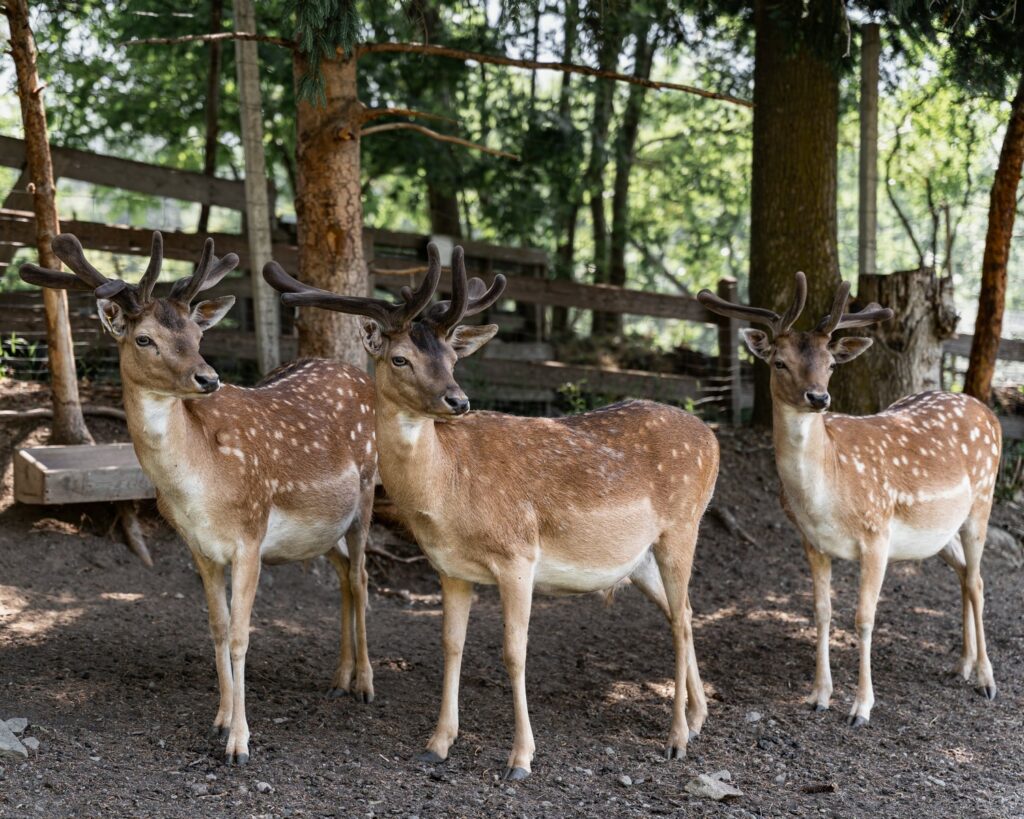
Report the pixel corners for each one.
[21,233,378,764]
[698,275,1001,727]
[263,245,720,779]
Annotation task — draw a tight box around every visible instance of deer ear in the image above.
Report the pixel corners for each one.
[450,324,498,359]
[97,299,128,338]
[740,328,773,361]
[191,295,235,330]
[361,320,386,357]
[829,336,873,364]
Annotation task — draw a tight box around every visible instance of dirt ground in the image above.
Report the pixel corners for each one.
[1,380,1022,818]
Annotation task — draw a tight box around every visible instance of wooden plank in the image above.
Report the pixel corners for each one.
[14,443,155,504]
[999,415,1024,441]
[715,278,743,424]
[0,135,273,212]
[944,334,1024,362]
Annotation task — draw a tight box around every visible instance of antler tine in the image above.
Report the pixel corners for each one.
[696,289,782,332]
[777,271,807,334]
[19,263,95,292]
[171,238,215,305]
[816,280,852,335]
[263,260,397,327]
[50,234,108,289]
[464,273,507,316]
[138,231,163,302]
[432,246,469,334]
[833,302,894,331]
[394,242,443,327]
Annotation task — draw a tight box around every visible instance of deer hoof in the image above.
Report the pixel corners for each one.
[847,715,869,728]
[687,730,699,742]
[225,752,249,766]
[210,725,230,740]
[664,745,686,761]
[416,750,446,765]
[811,703,829,713]
[503,767,530,782]
[355,690,374,705]
[976,685,997,701]
[326,687,347,699]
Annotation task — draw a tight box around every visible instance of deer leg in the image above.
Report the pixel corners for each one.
[849,543,887,727]
[653,529,698,759]
[497,567,536,780]
[630,552,706,735]
[326,546,356,696]
[225,551,261,764]
[803,539,834,711]
[191,550,232,740]
[345,491,375,703]
[939,535,977,681]
[960,505,996,699]
[419,573,473,764]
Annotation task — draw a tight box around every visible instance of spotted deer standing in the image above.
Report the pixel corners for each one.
[21,234,377,764]
[263,245,719,779]
[699,274,1001,726]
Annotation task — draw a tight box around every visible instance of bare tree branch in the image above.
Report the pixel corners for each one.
[361,106,458,125]
[356,42,753,108]
[123,31,293,48]
[360,121,519,160]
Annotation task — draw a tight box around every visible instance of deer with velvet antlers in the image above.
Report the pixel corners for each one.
[21,234,377,764]
[263,244,719,779]
[698,275,1001,727]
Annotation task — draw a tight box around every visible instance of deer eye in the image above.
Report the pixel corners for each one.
[391,356,408,367]
[829,361,837,370]
[135,335,153,348]
[773,359,787,370]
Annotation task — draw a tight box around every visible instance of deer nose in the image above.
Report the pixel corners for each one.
[443,391,470,416]
[805,391,830,411]
[194,371,220,394]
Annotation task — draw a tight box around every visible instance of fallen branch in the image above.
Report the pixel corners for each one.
[361,106,458,125]
[122,31,293,48]
[708,504,757,545]
[0,405,128,422]
[356,42,753,108]
[367,545,425,564]
[360,121,519,160]
[116,501,154,568]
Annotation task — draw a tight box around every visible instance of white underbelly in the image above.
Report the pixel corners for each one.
[534,547,650,594]
[793,511,860,561]
[261,505,354,563]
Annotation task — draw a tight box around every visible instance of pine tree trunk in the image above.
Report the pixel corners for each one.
[293,53,367,367]
[750,0,842,425]
[5,0,92,445]
[964,74,1024,402]
[427,185,462,236]
[235,0,280,373]
[858,23,880,277]
[829,268,958,414]
[602,22,657,337]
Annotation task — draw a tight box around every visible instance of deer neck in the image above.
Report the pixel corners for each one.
[120,374,198,490]
[374,398,445,515]
[772,400,833,505]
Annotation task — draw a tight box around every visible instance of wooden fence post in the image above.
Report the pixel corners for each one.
[717,277,742,425]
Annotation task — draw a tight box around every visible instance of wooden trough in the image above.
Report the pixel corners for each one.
[14,442,157,565]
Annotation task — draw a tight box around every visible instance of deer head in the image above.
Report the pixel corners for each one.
[20,233,237,397]
[263,243,506,417]
[698,274,893,412]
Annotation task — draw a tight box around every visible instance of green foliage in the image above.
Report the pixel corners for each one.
[292,0,361,104]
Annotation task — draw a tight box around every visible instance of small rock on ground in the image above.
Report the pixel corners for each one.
[0,722,27,760]
[744,711,762,723]
[685,770,743,801]
[617,775,632,787]
[22,737,39,752]
[4,719,27,735]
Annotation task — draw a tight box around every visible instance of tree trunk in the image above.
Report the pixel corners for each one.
[5,0,92,445]
[858,23,880,278]
[235,0,280,373]
[427,184,462,236]
[964,74,1024,402]
[750,0,842,425]
[197,0,223,234]
[550,0,580,337]
[601,22,658,337]
[293,53,367,366]
[829,268,958,414]
[585,20,624,337]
